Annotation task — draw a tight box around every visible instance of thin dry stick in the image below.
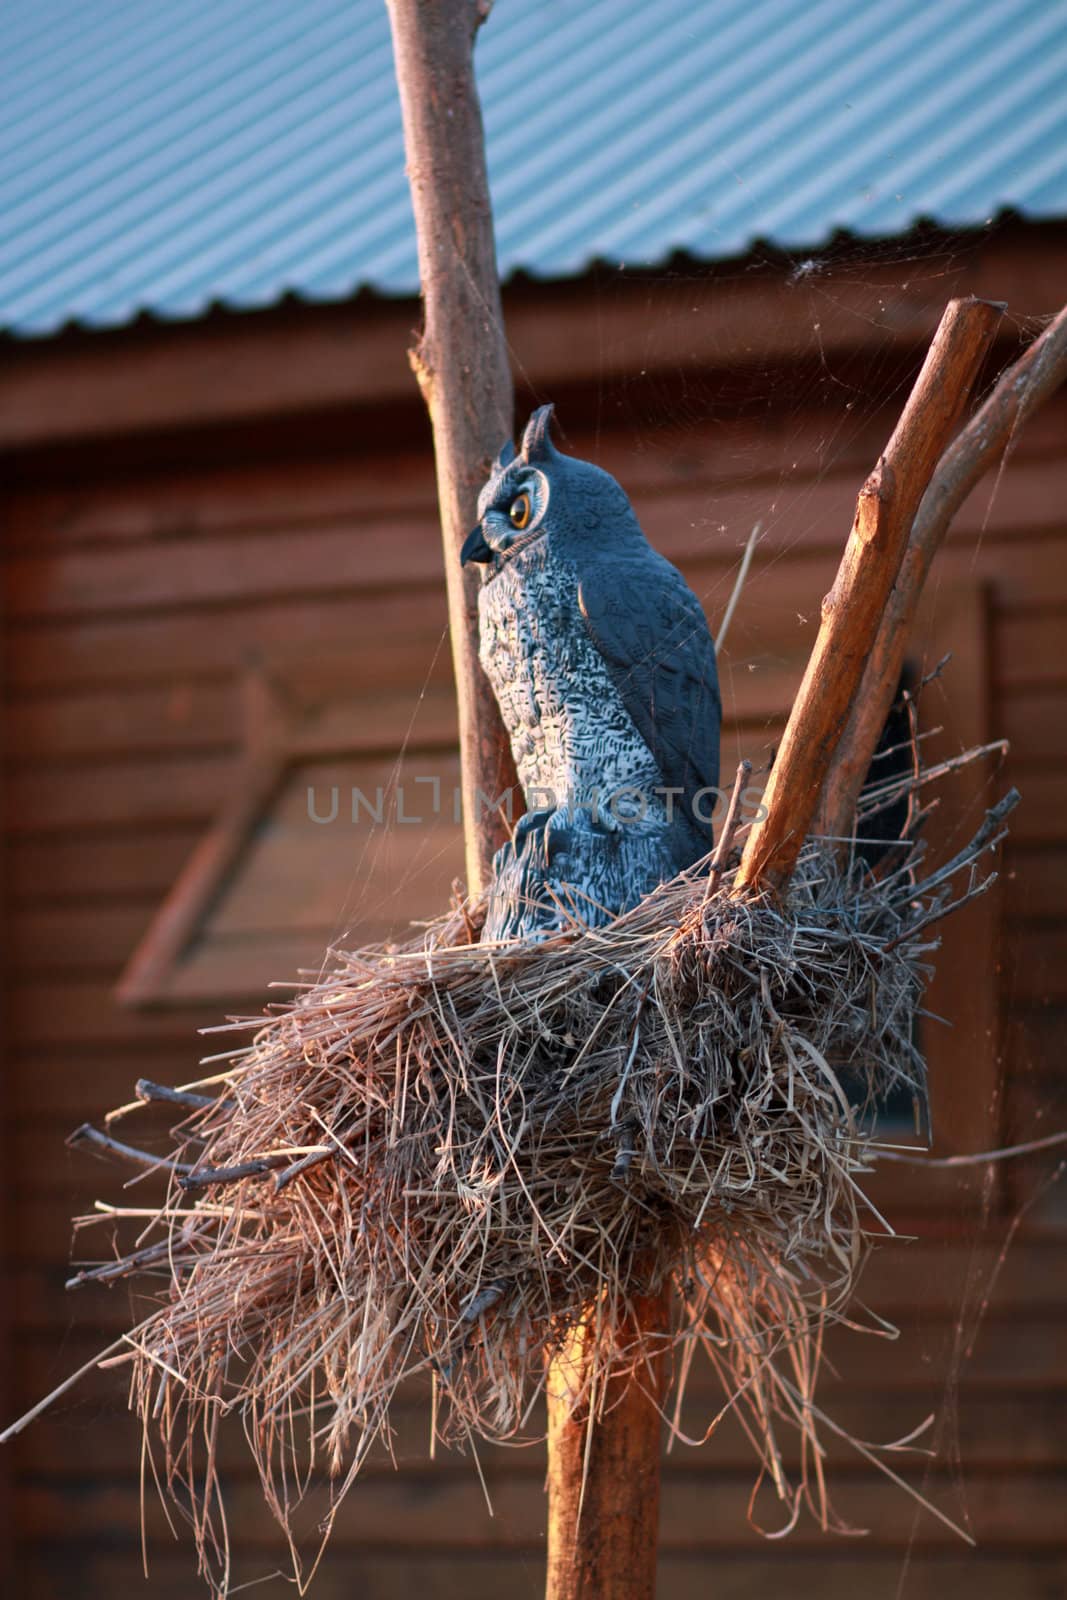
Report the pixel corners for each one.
[819,300,1067,838]
[879,1129,1067,1166]
[67,1123,193,1175]
[136,1079,216,1110]
[704,760,753,900]
[716,522,761,655]
[385,0,518,897]
[178,1155,291,1190]
[734,296,1004,895]
[0,1338,131,1445]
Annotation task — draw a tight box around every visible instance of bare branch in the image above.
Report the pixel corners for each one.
[135,1079,216,1111]
[735,296,1005,895]
[704,759,752,900]
[178,1154,290,1191]
[66,1236,190,1290]
[715,522,761,654]
[67,1123,194,1175]
[274,1148,335,1193]
[819,302,1067,840]
[912,786,1020,897]
[385,0,517,894]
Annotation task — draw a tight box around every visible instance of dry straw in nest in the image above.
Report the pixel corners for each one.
[55,760,1015,1593]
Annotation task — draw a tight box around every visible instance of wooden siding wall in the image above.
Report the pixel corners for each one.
[3,374,1066,1599]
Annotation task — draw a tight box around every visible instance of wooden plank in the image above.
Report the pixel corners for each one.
[996,612,1067,691]
[3,753,236,833]
[0,676,10,1594]
[6,458,1066,624]
[0,409,883,551]
[13,1368,1067,1478]
[10,1293,1067,1393]
[4,517,445,621]
[16,399,1020,544]
[1002,848,1067,920]
[5,1052,200,1121]
[3,454,436,549]
[1003,1007,1067,1081]
[283,682,459,759]
[9,1193,173,1268]
[915,587,1003,1160]
[3,665,463,784]
[1000,687,1067,768]
[1005,771,1067,845]
[3,680,235,761]
[12,396,1055,558]
[0,666,978,837]
[6,829,200,903]
[12,1223,1067,1318]
[1002,925,1067,1005]
[3,534,1065,701]
[11,905,155,975]
[15,1546,1067,1600]
[14,1460,1067,1550]
[0,531,1062,700]
[651,1553,1067,1600]
[7,982,218,1046]
[0,481,834,622]
[2,231,1063,448]
[2,589,451,694]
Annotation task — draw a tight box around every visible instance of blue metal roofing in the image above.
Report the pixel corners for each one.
[1,0,1065,336]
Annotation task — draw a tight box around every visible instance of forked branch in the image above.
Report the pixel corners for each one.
[819,302,1067,840]
[734,295,1005,895]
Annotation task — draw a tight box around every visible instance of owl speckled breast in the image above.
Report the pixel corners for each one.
[477,539,665,827]
[462,403,720,939]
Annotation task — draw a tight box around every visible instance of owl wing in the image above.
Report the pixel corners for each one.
[577,552,721,862]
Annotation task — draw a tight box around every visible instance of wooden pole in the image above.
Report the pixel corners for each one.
[734,296,1004,895]
[545,1286,669,1600]
[385,0,517,897]
[818,301,1067,840]
[387,9,672,1593]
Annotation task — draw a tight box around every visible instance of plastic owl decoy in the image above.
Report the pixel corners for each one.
[462,404,722,941]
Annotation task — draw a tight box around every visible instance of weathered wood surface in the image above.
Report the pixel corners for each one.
[5,456,1064,625]
[14,1551,1067,1600]
[0,228,1063,450]
[14,1453,1067,1549]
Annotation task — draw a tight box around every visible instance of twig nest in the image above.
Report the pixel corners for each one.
[100,837,950,1580]
[65,771,1017,1585]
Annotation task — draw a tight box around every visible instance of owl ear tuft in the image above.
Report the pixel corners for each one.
[520,404,557,464]
[493,438,517,474]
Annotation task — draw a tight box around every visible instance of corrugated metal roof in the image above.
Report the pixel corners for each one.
[1,0,1065,336]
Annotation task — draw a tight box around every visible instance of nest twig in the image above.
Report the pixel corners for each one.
[38,761,1017,1592]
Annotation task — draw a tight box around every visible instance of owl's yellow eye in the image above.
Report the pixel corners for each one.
[508,492,532,531]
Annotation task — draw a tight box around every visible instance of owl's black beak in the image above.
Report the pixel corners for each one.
[461,525,493,565]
